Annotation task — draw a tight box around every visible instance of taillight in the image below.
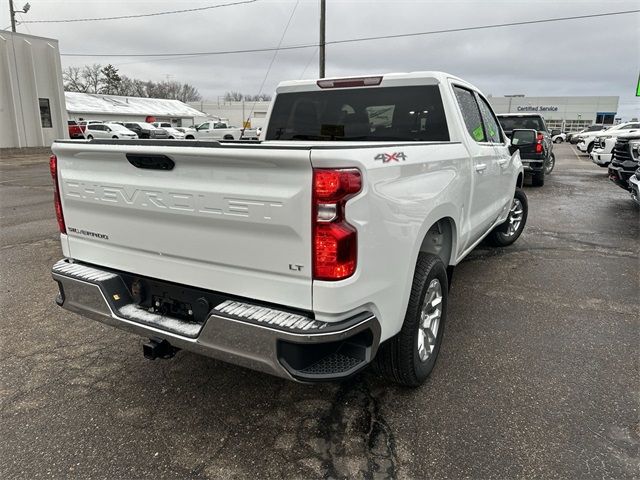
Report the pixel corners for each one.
[313,168,361,280]
[49,154,66,233]
[535,132,544,154]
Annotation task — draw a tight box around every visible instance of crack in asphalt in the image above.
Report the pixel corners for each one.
[314,379,397,479]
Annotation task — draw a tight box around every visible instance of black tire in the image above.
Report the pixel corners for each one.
[87,134,93,140]
[112,136,118,139]
[554,137,563,144]
[545,153,555,175]
[531,171,545,187]
[374,253,448,387]
[223,134,234,140]
[186,135,195,140]
[587,142,595,154]
[487,188,528,247]
[169,136,175,139]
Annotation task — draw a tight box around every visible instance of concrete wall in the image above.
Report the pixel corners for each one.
[188,100,271,128]
[0,31,67,148]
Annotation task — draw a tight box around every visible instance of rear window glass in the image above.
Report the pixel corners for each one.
[497,115,546,132]
[266,85,449,142]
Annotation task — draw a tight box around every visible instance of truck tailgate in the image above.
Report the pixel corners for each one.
[53,142,313,310]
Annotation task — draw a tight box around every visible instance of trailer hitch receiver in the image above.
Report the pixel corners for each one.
[143,338,179,360]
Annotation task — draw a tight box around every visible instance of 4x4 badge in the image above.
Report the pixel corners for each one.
[375,152,407,163]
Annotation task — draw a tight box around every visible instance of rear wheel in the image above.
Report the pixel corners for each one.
[545,153,555,174]
[186,135,195,140]
[374,253,448,387]
[488,188,528,247]
[587,142,595,154]
[554,137,563,144]
[87,134,93,140]
[112,135,118,139]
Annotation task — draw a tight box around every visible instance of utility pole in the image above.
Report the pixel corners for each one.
[319,0,326,78]
[8,1,30,32]
[9,0,17,32]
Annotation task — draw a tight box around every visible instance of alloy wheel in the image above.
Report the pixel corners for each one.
[504,198,524,236]
[417,279,443,362]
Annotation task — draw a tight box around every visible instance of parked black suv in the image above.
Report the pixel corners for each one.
[497,113,554,187]
[123,122,169,139]
[608,132,640,191]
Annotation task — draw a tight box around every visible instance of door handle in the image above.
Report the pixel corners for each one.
[497,158,508,167]
[475,163,487,172]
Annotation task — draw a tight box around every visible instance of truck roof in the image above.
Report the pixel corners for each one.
[276,71,478,92]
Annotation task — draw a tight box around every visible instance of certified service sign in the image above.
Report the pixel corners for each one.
[516,105,559,112]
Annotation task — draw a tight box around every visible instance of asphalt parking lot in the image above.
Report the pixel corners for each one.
[1,143,638,479]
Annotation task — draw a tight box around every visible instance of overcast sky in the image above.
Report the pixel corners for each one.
[2,0,639,118]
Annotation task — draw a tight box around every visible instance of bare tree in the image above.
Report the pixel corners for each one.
[224,91,244,102]
[63,63,203,101]
[62,66,87,92]
[227,93,272,102]
[177,83,201,102]
[81,64,103,93]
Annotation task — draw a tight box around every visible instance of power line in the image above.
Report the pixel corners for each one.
[251,0,299,102]
[61,43,315,58]
[21,0,258,23]
[328,9,640,46]
[59,9,639,58]
[244,0,300,128]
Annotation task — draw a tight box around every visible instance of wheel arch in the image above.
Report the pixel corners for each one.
[418,216,458,268]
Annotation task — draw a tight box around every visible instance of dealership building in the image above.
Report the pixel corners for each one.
[488,95,620,131]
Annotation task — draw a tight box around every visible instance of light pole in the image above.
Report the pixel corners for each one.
[9,1,30,32]
[319,0,326,78]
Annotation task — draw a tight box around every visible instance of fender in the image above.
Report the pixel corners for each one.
[392,203,460,340]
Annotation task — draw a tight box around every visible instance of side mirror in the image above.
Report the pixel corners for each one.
[551,129,561,136]
[509,129,537,155]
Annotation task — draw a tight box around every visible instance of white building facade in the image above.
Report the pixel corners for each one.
[188,100,271,129]
[488,95,620,131]
[0,31,67,149]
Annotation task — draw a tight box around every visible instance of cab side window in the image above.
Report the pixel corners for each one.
[477,96,503,143]
[454,86,486,142]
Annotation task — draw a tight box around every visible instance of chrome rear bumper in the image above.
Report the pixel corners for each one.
[52,259,380,381]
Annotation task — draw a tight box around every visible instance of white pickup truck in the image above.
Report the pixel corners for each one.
[50,72,527,386]
[185,120,243,141]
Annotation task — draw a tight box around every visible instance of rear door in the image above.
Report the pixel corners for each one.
[53,142,314,310]
[476,94,513,209]
[452,85,502,244]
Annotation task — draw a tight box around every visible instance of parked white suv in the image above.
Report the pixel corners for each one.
[576,125,613,154]
[84,123,138,140]
[591,122,640,167]
[50,71,527,386]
